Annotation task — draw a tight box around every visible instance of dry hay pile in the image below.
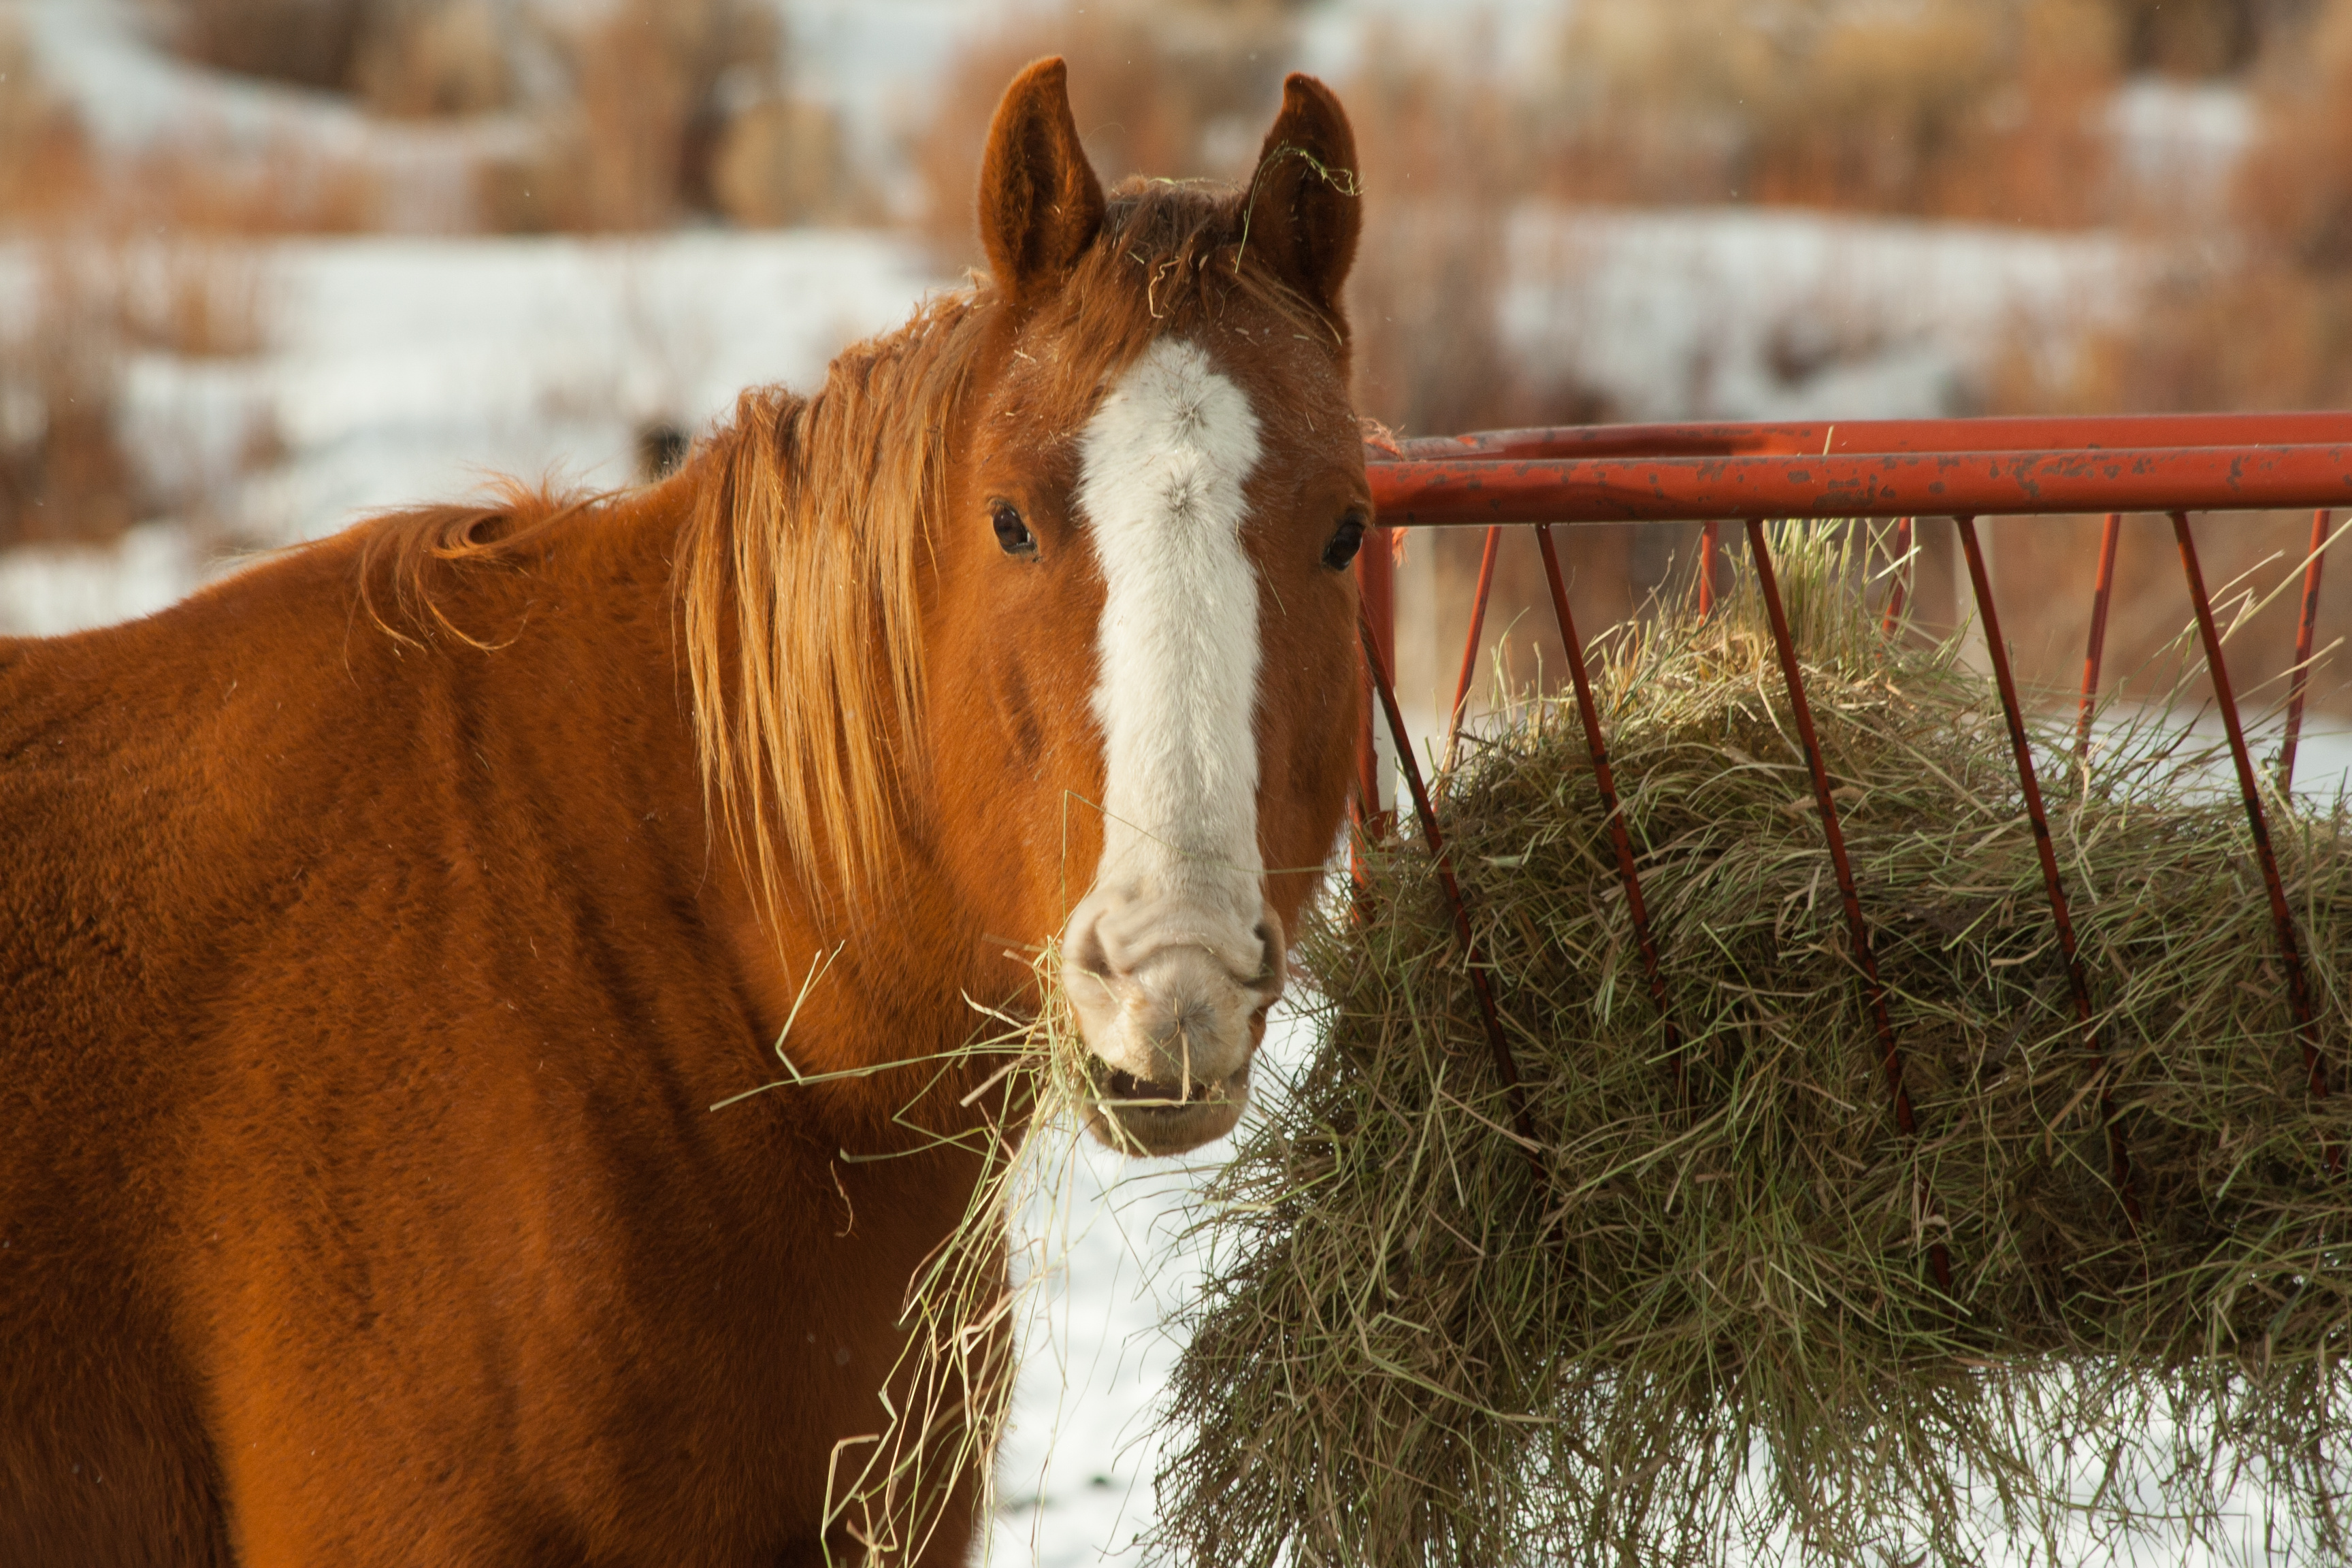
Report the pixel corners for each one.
[1152,525,2352,1567]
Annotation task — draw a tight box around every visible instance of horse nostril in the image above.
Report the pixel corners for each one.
[1253,922,1280,983]
[1067,926,1111,979]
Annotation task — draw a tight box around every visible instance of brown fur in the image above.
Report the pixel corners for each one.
[0,62,1365,1566]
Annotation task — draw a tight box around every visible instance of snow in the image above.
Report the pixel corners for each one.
[1503,203,2153,422]
[230,231,938,536]
[0,519,210,637]
[987,1113,1237,1567]
[2107,74,2259,208]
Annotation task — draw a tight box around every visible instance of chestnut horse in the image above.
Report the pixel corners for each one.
[0,60,1367,1567]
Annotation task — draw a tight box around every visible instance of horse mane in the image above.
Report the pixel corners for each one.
[354,179,1339,929]
[677,292,990,924]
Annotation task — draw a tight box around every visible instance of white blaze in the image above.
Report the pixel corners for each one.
[1075,335,1265,958]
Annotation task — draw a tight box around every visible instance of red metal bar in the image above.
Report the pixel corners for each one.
[1955,517,2142,1226]
[1361,614,1545,1167]
[2281,508,2330,793]
[1369,446,2352,527]
[2172,512,2337,1136]
[1880,517,1912,636]
[1386,412,2352,463]
[1746,519,1953,1292]
[1443,525,1502,770]
[1533,524,1687,1099]
[1697,521,1718,618]
[2078,513,2122,758]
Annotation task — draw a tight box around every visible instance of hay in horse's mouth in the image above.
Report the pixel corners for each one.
[1100,1066,1226,1105]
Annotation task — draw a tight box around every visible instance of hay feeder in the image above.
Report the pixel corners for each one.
[1150,419,2352,1568]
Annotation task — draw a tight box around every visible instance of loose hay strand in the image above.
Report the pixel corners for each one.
[819,951,1097,1567]
[1154,522,2352,1567]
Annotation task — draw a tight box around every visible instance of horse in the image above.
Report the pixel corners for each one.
[0,58,1368,1567]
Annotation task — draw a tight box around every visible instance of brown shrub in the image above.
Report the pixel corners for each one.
[710,99,864,228]
[0,248,142,549]
[2114,0,2272,74]
[116,135,384,235]
[478,0,781,233]
[1546,0,2123,226]
[581,0,779,229]
[471,144,587,236]
[350,0,514,119]
[0,233,278,551]
[166,0,369,91]
[117,243,269,359]
[0,18,95,227]
[165,0,522,116]
[2238,0,2352,274]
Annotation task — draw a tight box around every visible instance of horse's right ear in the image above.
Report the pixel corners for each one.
[1243,74,1361,317]
[977,57,1107,311]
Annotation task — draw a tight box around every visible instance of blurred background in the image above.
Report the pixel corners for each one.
[1,2,2342,1561]
[5,0,2349,717]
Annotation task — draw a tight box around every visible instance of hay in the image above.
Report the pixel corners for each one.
[798,952,1096,1568]
[1152,523,2352,1567]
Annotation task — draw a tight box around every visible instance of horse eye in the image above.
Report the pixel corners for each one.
[991,500,1034,557]
[1322,512,1367,571]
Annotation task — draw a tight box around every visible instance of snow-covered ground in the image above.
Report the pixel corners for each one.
[1504,203,2153,422]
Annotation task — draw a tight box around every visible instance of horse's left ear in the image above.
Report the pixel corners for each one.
[978,57,1107,311]
[1243,74,1362,317]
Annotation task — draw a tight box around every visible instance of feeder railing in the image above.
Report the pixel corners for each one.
[1354,411,2352,1284]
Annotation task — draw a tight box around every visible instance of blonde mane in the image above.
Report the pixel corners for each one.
[674,293,989,922]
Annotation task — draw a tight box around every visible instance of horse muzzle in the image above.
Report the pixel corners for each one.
[1062,898,1283,1157]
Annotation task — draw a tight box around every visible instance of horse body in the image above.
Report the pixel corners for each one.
[1,60,1366,1565]
[5,496,982,1563]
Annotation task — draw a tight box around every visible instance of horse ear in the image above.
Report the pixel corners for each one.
[1243,74,1362,316]
[977,57,1107,309]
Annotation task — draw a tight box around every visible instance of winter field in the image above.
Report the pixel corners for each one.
[11,2,2352,1563]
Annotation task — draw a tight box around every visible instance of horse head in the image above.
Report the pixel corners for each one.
[927,59,1367,1157]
